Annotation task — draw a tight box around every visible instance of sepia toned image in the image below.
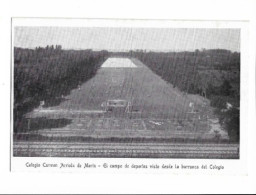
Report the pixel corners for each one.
[12,23,240,159]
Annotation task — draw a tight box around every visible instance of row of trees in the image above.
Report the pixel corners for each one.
[14,47,240,142]
[126,49,240,142]
[14,46,109,133]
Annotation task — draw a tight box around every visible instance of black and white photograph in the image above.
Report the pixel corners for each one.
[13,23,240,159]
[1,0,256,194]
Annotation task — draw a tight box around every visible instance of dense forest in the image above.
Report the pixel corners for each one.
[14,46,108,132]
[129,49,240,142]
[14,47,240,142]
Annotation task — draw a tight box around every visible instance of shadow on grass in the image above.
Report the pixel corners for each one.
[14,117,72,133]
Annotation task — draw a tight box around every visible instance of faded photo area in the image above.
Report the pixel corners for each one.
[13,26,240,158]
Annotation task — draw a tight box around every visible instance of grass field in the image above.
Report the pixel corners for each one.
[14,57,233,158]
[30,57,211,119]
[22,57,228,141]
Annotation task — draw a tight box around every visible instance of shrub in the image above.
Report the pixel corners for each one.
[210,96,227,109]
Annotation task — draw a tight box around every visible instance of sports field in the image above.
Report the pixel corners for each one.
[23,57,228,140]
[29,57,211,119]
[14,57,233,158]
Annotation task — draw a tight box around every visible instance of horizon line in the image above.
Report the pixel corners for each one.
[14,46,240,53]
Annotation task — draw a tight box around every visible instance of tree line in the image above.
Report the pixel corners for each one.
[126,49,240,142]
[14,47,240,142]
[14,46,108,132]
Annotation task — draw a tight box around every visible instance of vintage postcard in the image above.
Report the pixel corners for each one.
[11,18,250,175]
[1,0,255,193]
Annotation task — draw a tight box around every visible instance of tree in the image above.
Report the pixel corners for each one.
[226,108,239,142]
[206,83,216,97]
[219,80,232,96]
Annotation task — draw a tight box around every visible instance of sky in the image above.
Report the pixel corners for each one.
[14,27,240,52]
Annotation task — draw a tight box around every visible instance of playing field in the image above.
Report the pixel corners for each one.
[14,57,232,158]
[23,57,228,140]
[30,57,210,119]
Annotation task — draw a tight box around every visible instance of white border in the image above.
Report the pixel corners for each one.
[13,17,246,28]
[11,18,248,176]
[1,0,256,194]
